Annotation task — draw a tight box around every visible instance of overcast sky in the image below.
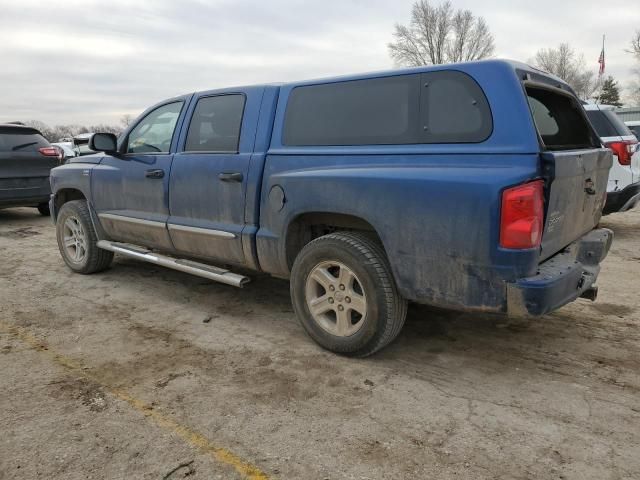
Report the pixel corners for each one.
[1,0,639,126]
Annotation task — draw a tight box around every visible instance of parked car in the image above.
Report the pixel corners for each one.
[1,123,62,215]
[51,142,77,162]
[50,60,613,356]
[72,133,95,156]
[624,120,640,140]
[584,104,640,214]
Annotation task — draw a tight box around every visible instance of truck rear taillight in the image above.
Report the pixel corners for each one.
[499,180,544,250]
[605,140,637,166]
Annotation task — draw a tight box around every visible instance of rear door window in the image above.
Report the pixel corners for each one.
[282,71,492,146]
[0,129,49,153]
[185,94,245,152]
[526,87,598,150]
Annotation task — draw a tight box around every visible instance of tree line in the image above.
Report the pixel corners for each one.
[388,0,640,106]
[23,114,134,143]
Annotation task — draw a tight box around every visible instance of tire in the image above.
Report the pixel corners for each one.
[290,231,407,357]
[37,202,50,216]
[56,200,113,274]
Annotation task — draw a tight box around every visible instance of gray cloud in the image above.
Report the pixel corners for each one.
[1,0,638,125]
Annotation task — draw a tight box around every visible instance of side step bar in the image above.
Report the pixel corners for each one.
[96,240,250,288]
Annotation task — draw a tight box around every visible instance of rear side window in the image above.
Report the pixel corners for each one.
[0,129,49,152]
[585,109,633,138]
[527,87,598,150]
[185,95,245,152]
[628,125,640,139]
[282,71,492,146]
[420,71,493,143]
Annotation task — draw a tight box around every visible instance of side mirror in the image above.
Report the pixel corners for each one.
[89,133,118,153]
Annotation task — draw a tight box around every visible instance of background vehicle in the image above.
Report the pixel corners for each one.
[1,123,62,215]
[50,60,612,356]
[625,120,640,140]
[51,142,77,162]
[72,133,95,156]
[584,104,640,214]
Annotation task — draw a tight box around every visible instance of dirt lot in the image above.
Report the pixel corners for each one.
[1,207,639,480]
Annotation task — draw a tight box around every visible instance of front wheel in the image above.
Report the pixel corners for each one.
[290,232,407,357]
[56,200,113,274]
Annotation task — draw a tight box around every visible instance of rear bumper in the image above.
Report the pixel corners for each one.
[604,183,640,214]
[506,228,613,317]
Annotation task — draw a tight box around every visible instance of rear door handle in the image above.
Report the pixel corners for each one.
[219,172,243,182]
[145,169,165,179]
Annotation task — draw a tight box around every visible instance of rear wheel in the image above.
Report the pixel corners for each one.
[56,200,113,274]
[37,202,50,216]
[290,231,407,357]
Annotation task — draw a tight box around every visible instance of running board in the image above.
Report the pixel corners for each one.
[96,240,250,288]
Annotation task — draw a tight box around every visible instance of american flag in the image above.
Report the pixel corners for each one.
[598,37,605,75]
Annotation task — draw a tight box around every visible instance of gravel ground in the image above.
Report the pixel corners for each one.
[1,206,639,480]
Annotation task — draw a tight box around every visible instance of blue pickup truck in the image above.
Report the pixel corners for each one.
[50,60,613,356]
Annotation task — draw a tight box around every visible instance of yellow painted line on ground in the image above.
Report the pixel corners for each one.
[0,321,270,480]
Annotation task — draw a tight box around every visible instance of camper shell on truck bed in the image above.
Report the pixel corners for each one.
[50,60,613,356]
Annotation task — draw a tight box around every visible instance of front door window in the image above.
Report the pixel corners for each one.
[127,102,183,154]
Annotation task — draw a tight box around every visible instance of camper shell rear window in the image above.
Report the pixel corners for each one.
[526,86,599,151]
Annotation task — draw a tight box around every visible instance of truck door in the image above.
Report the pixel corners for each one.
[91,99,187,251]
[167,88,262,266]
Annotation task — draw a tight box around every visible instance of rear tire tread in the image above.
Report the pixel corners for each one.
[291,231,407,357]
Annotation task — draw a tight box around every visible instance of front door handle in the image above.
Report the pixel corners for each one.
[145,169,165,179]
[219,172,243,183]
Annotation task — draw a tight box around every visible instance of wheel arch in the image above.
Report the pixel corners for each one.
[284,211,386,271]
[51,188,87,221]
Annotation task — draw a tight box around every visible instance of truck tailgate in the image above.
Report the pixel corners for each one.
[540,148,611,261]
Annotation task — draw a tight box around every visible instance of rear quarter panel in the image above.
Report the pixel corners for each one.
[258,154,542,311]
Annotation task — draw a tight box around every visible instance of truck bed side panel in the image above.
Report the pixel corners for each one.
[257,154,541,311]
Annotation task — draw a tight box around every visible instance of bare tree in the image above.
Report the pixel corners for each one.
[533,43,596,100]
[627,81,640,106]
[24,120,54,141]
[20,120,122,142]
[626,31,640,105]
[630,30,640,59]
[120,114,134,128]
[89,124,122,136]
[388,0,494,66]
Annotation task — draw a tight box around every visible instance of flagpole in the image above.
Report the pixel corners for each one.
[596,34,605,104]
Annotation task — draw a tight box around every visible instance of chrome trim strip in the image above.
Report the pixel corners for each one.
[167,223,236,239]
[98,213,167,229]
